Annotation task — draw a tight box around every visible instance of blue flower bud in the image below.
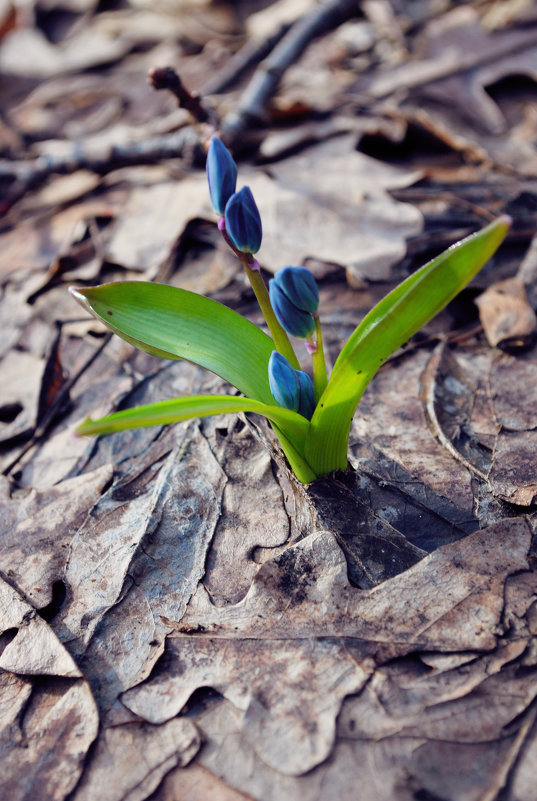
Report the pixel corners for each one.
[274,266,319,314]
[296,370,315,420]
[268,352,315,420]
[206,137,238,215]
[269,267,319,338]
[224,186,262,254]
[268,351,300,413]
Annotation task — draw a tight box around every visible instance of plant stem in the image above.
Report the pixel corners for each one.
[272,424,317,483]
[310,315,327,402]
[240,256,300,369]
[218,218,300,369]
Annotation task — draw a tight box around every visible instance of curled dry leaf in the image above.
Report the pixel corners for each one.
[0,577,80,678]
[260,136,423,283]
[488,351,537,506]
[352,347,476,515]
[476,277,537,350]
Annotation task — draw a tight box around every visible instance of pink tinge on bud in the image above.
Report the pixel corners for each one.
[248,258,261,272]
[217,216,226,231]
[305,340,317,354]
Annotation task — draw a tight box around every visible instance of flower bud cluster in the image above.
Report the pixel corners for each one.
[206,138,262,254]
[206,137,323,423]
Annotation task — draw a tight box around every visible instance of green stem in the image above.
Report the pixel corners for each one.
[310,314,327,403]
[272,424,318,484]
[241,256,300,370]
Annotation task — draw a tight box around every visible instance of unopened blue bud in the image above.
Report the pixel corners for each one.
[224,187,262,254]
[268,352,315,420]
[274,266,319,314]
[296,370,315,420]
[269,266,319,338]
[268,351,299,412]
[206,137,238,215]
[269,282,315,338]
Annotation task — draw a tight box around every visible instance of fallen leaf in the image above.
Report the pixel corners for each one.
[0,671,99,801]
[72,718,200,801]
[0,24,131,77]
[260,135,423,282]
[362,6,537,135]
[153,762,256,801]
[105,176,209,273]
[0,577,80,677]
[352,347,476,515]
[0,349,45,444]
[488,430,537,506]
[122,519,530,775]
[476,277,537,349]
[0,465,113,609]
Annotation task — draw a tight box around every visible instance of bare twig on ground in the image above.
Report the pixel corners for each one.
[0,128,201,218]
[221,0,359,142]
[148,67,216,126]
[201,25,292,96]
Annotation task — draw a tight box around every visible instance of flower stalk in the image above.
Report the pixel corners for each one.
[309,315,327,402]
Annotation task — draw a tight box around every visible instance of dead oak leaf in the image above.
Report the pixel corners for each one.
[122,518,530,776]
[0,576,80,678]
[0,465,113,609]
[72,717,200,801]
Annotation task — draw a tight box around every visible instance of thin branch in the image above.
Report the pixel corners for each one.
[148,66,216,125]
[201,24,292,96]
[0,128,201,217]
[222,0,359,142]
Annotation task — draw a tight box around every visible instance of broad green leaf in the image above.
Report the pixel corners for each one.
[77,394,310,449]
[305,215,511,475]
[70,282,275,405]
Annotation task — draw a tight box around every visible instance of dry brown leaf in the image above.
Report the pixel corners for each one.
[490,351,537,431]
[260,135,423,282]
[0,577,80,677]
[0,349,45,444]
[122,519,529,775]
[200,416,291,605]
[105,176,209,273]
[476,277,537,349]
[0,201,117,277]
[72,718,200,801]
[352,347,476,514]
[364,6,537,133]
[0,24,130,78]
[153,763,256,801]
[1,675,99,801]
[489,430,537,506]
[0,465,113,609]
[487,351,537,506]
[53,427,225,662]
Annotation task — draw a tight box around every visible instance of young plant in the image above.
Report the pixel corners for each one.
[71,137,511,484]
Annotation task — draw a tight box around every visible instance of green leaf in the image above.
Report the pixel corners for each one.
[70,282,275,405]
[76,394,310,449]
[305,215,511,475]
